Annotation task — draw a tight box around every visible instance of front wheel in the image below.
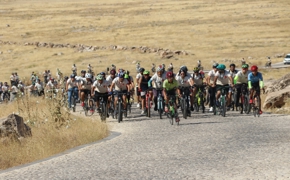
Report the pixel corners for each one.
[118,102,123,123]
[182,98,187,119]
[221,96,226,117]
[158,98,163,119]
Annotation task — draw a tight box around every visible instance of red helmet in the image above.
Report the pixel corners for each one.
[250,65,258,72]
[166,71,174,78]
[110,69,116,75]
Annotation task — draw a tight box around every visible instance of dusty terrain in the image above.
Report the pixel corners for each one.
[1,0,290,81]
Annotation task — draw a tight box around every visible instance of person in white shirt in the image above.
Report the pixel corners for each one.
[92,74,110,113]
[10,85,18,101]
[234,64,251,109]
[135,68,144,108]
[206,63,219,112]
[110,72,130,115]
[79,73,93,107]
[66,74,79,108]
[190,67,205,111]
[212,64,234,108]
[176,66,192,112]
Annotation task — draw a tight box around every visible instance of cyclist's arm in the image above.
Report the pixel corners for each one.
[233,74,238,85]
[110,82,115,92]
[247,73,252,89]
[91,85,95,95]
[213,76,218,86]
[189,77,194,86]
[228,76,233,86]
[259,73,264,88]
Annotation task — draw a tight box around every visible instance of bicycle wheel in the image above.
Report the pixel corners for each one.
[147,97,151,118]
[158,98,163,119]
[245,96,251,114]
[101,102,107,121]
[256,96,261,117]
[84,99,89,116]
[194,99,199,112]
[221,96,226,117]
[71,96,76,112]
[118,102,122,123]
[128,102,131,114]
[200,95,205,113]
[182,98,187,119]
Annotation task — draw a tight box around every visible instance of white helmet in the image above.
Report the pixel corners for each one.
[157,65,163,72]
[85,73,92,79]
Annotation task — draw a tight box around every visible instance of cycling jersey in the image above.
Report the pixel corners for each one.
[140,76,151,91]
[149,73,166,89]
[106,75,115,85]
[80,79,93,90]
[66,79,78,89]
[135,73,142,87]
[215,71,231,85]
[112,77,129,91]
[93,80,109,93]
[208,70,216,84]
[192,72,204,85]
[35,83,43,91]
[248,72,264,88]
[176,75,191,87]
[2,85,9,92]
[229,70,238,78]
[234,71,250,84]
[163,79,178,91]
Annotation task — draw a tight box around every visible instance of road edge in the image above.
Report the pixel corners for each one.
[0,131,121,174]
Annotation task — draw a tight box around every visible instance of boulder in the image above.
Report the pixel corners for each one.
[263,73,290,109]
[0,114,32,139]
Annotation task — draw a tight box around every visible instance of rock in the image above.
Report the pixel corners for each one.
[0,51,2,54]
[132,61,136,64]
[57,52,64,56]
[6,24,10,27]
[0,114,32,139]
[263,73,290,109]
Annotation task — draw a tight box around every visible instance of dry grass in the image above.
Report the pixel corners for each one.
[0,93,108,170]
[1,0,290,81]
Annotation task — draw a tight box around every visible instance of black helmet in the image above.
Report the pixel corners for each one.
[70,74,76,78]
[81,70,86,73]
[229,63,236,67]
[139,68,145,73]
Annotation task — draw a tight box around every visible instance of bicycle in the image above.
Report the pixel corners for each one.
[108,93,115,119]
[217,85,229,117]
[236,83,250,114]
[115,92,128,123]
[145,89,152,117]
[67,89,77,112]
[194,85,206,113]
[230,87,237,111]
[166,94,179,125]
[250,87,264,117]
[126,91,134,114]
[83,94,95,116]
[98,94,109,121]
[179,86,191,119]
[156,88,164,119]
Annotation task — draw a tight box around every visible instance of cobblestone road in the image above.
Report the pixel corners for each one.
[1,105,290,179]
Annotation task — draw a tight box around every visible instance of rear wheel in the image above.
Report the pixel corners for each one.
[200,95,205,113]
[71,96,76,112]
[244,96,250,114]
[182,98,187,119]
[158,98,163,119]
[221,96,226,117]
[147,97,151,118]
[118,102,122,123]
[101,102,107,121]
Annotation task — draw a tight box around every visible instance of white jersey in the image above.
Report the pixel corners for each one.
[215,70,231,85]
[191,72,204,85]
[46,80,58,89]
[112,77,129,91]
[208,70,216,84]
[176,75,191,87]
[35,82,43,91]
[135,73,142,87]
[66,78,79,89]
[235,70,250,84]
[106,76,115,85]
[93,80,110,93]
[150,73,166,89]
[2,85,9,92]
[11,85,18,93]
[229,70,238,78]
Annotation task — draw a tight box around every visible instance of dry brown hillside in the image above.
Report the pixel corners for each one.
[0,0,290,80]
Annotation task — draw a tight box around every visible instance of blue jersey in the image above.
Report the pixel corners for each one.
[248,72,263,83]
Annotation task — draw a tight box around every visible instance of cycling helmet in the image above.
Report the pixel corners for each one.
[118,69,124,73]
[70,74,75,78]
[118,72,125,78]
[193,67,200,73]
[96,74,103,80]
[64,76,69,80]
[166,71,174,78]
[85,73,92,79]
[241,64,249,69]
[156,65,163,72]
[216,64,226,70]
[180,65,188,72]
[229,63,236,67]
[213,63,219,68]
[139,68,145,73]
[143,70,150,75]
[250,65,258,72]
[99,72,105,76]
[81,70,86,73]
[110,69,116,75]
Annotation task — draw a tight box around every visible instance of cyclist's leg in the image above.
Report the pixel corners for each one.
[190,88,194,110]
[216,85,221,101]
[140,91,146,113]
[153,89,158,110]
[235,84,242,107]
[67,88,72,108]
[122,90,127,109]
[226,86,231,107]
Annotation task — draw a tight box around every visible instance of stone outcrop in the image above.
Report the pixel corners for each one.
[0,114,32,139]
[0,40,188,58]
[263,73,290,109]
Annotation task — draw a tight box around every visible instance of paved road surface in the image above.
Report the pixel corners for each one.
[1,104,290,179]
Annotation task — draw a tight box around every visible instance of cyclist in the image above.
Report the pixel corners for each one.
[17,81,25,94]
[148,65,166,111]
[151,63,156,73]
[35,79,44,96]
[111,64,116,71]
[241,58,246,65]
[99,72,106,80]
[66,74,79,109]
[136,62,140,72]
[228,64,238,110]
[43,70,48,84]
[190,67,205,111]
[212,64,234,108]
[163,71,180,122]
[197,60,201,68]
[15,72,19,85]
[79,73,93,107]
[46,77,58,90]
[168,63,173,72]
[10,84,18,101]
[124,70,134,103]
[2,82,10,101]
[207,63,219,112]
[266,56,271,67]
[72,64,77,75]
[0,82,3,101]
[234,64,250,109]
[30,72,37,84]
[138,70,152,115]
[110,72,130,116]
[106,69,116,84]
[136,67,145,108]
[10,73,15,86]
[80,70,86,78]
[88,64,93,73]
[248,65,264,114]
[92,74,110,114]
[176,66,192,113]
